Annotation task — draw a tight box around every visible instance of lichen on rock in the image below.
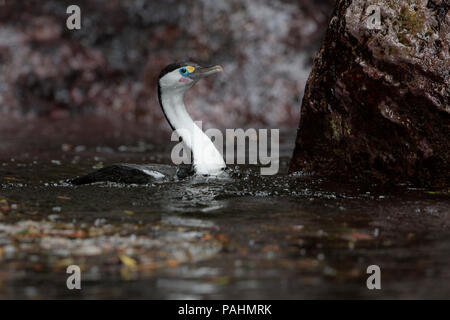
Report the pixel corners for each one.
[290,0,449,187]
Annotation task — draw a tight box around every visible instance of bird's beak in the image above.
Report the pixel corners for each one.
[191,65,224,80]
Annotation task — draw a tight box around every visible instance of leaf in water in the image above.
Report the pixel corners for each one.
[167,259,179,267]
[202,233,211,241]
[71,231,86,238]
[4,177,20,182]
[57,196,71,200]
[213,276,230,285]
[351,232,372,240]
[123,210,134,216]
[424,190,449,195]
[55,258,74,268]
[93,162,104,169]
[119,255,137,268]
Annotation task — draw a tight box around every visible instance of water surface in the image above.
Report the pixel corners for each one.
[0,119,448,299]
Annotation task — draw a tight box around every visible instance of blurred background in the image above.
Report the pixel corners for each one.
[0,0,335,133]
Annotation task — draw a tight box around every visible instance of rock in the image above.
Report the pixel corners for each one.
[0,0,335,129]
[290,0,449,187]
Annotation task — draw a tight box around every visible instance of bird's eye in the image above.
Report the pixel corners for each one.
[180,68,188,76]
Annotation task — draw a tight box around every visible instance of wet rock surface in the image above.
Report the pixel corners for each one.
[290,0,449,187]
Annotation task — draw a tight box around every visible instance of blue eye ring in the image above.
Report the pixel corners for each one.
[180,67,188,77]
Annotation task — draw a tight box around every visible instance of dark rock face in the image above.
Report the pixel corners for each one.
[290,0,449,187]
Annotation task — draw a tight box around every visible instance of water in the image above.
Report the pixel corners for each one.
[0,118,449,299]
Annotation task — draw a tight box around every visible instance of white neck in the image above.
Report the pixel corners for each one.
[160,87,226,175]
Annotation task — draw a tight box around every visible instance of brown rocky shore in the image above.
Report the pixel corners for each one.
[290,0,449,187]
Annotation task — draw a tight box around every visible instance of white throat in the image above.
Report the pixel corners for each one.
[160,87,226,175]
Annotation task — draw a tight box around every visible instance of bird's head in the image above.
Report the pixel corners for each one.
[158,62,223,93]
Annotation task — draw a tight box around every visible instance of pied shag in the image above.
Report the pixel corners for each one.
[70,62,226,185]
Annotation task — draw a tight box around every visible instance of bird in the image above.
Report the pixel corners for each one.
[70,62,226,185]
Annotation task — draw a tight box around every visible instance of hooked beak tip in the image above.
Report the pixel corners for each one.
[196,65,224,78]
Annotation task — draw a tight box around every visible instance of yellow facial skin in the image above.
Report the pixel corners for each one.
[185,66,195,73]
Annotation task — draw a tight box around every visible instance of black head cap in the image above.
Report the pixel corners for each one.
[158,62,199,80]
